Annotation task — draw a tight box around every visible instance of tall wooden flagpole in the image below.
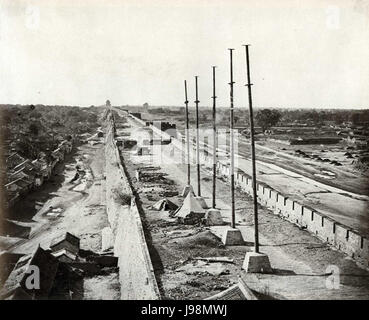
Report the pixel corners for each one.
[212,66,217,209]
[229,49,236,229]
[243,44,259,253]
[241,44,272,273]
[194,76,201,197]
[184,80,191,186]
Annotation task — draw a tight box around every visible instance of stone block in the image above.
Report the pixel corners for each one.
[221,228,245,245]
[242,252,273,274]
[204,208,224,226]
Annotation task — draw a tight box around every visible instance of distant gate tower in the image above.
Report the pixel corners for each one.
[143,102,149,113]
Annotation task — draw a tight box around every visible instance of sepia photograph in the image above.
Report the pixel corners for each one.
[0,0,369,307]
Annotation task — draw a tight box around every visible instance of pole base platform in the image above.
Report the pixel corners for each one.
[181,185,194,197]
[221,227,244,245]
[204,208,224,226]
[242,252,273,274]
[195,196,208,209]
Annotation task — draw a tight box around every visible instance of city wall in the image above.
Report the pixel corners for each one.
[212,156,369,268]
[104,111,160,300]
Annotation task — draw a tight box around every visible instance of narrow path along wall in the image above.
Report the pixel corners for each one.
[127,112,369,270]
[104,110,160,300]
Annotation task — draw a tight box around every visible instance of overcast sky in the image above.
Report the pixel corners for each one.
[0,0,368,109]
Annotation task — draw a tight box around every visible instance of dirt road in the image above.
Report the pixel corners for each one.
[5,142,108,255]
[1,140,120,300]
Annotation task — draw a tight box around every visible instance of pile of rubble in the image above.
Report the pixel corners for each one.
[0,232,118,300]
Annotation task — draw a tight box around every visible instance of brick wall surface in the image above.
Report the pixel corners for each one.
[105,112,160,299]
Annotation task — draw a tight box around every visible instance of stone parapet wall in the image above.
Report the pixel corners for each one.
[105,110,160,300]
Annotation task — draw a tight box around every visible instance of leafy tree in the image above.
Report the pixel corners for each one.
[334,113,345,125]
[351,113,362,125]
[87,113,98,123]
[16,138,38,159]
[255,109,281,132]
[29,110,42,119]
[29,123,40,135]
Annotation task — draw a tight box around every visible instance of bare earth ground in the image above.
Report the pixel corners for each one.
[122,152,243,300]
[83,272,120,300]
[0,141,120,300]
[241,137,369,197]
[119,115,369,300]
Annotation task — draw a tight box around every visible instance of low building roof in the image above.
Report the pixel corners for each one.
[51,249,77,261]
[12,159,34,172]
[6,153,26,169]
[5,189,19,201]
[50,232,80,250]
[0,247,59,300]
[9,168,31,179]
[5,177,23,188]
[16,177,34,188]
